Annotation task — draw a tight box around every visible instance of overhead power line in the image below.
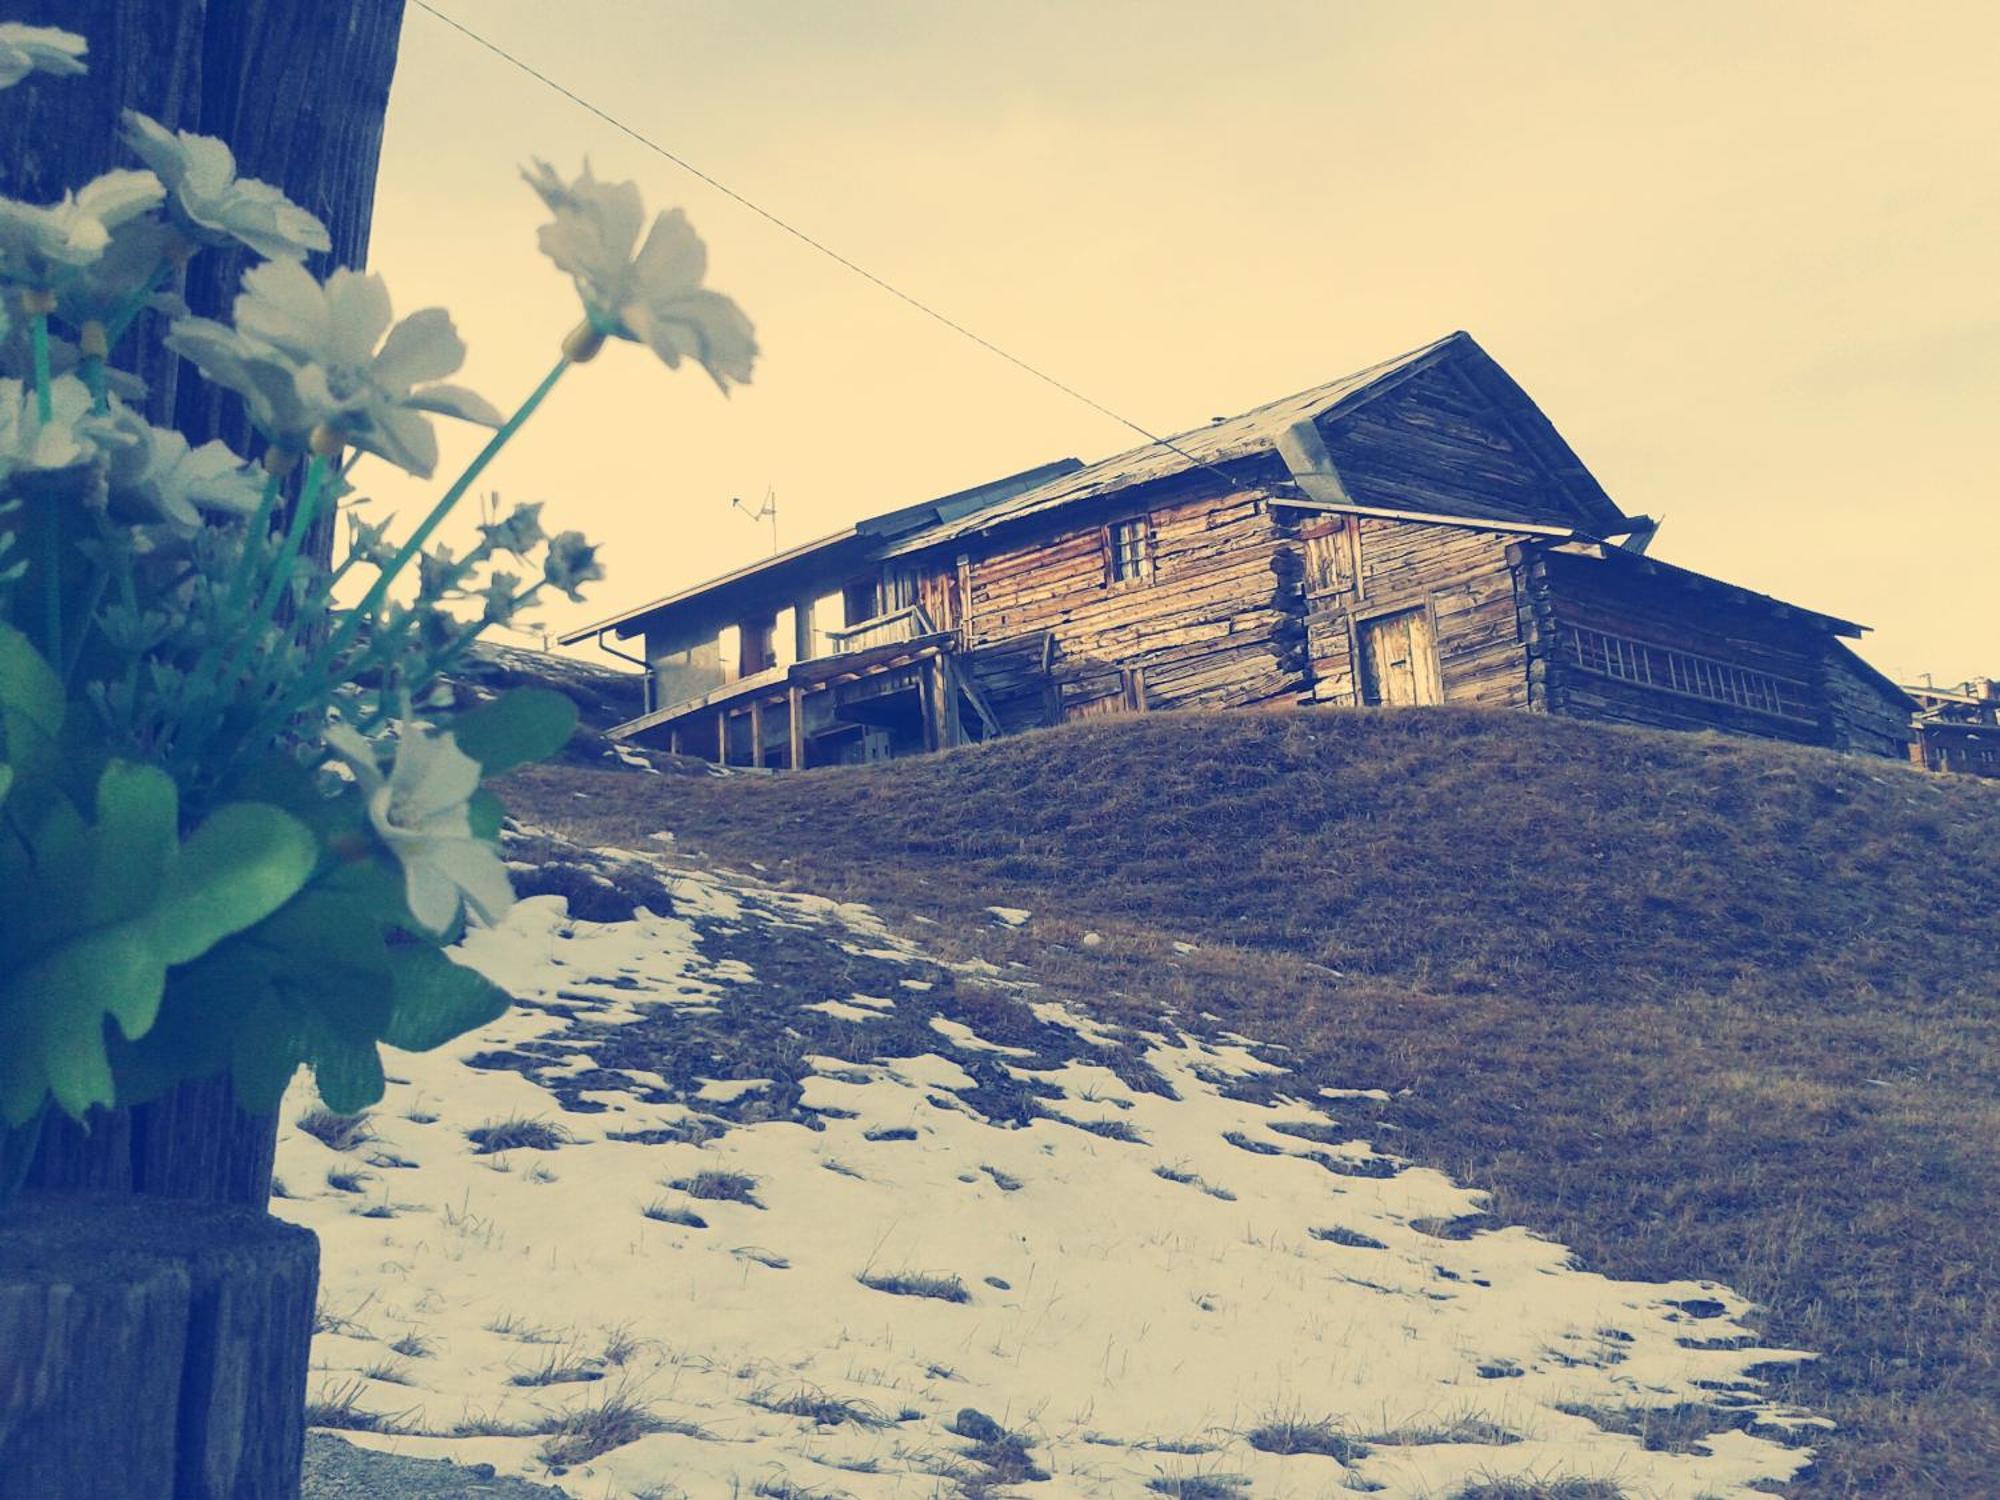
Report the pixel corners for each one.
[409,0,1241,485]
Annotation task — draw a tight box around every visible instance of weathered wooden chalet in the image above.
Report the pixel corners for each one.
[560,331,1913,768]
[1904,677,2000,777]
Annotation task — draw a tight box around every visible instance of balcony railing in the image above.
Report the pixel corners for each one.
[824,603,936,656]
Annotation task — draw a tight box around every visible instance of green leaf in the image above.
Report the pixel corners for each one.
[383,946,511,1051]
[228,990,306,1114]
[149,802,318,966]
[0,622,62,740]
[0,763,12,810]
[448,688,577,776]
[305,1025,385,1115]
[468,788,506,842]
[4,925,167,1121]
[88,762,179,928]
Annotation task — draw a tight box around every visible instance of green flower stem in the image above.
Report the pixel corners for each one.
[37,498,61,668]
[60,557,112,685]
[314,354,572,682]
[80,356,108,413]
[104,260,176,349]
[29,313,52,423]
[235,455,330,670]
[175,459,328,771]
[223,469,285,620]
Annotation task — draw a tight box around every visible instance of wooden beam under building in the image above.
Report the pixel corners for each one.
[787,684,805,770]
[749,698,765,768]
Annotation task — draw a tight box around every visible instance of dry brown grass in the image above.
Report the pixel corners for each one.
[506,706,2000,1497]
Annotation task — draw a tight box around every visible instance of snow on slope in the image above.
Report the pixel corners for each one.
[276,844,1823,1499]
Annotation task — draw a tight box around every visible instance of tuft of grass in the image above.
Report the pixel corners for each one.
[863,1125,919,1142]
[324,1168,373,1195]
[535,1386,669,1470]
[641,1198,708,1228]
[388,1331,434,1359]
[1060,1115,1147,1143]
[297,1108,374,1152]
[483,1311,563,1344]
[1449,1479,1624,1500]
[858,1269,970,1303]
[1311,1225,1387,1250]
[304,1376,409,1434]
[980,1163,1023,1191]
[509,1343,606,1387]
[601,1323,645,1367]
[664,1169,763,1206]
[750,1384,888,1428]
[358,1359,416,1387]
[1368,1415,1520,1447]
[1146,1476,1250,1499]
[467,1115,572,1153]
[1555,1401,1751,1455]
[511,703,2000,1495]
[1246,1415,1368,1461]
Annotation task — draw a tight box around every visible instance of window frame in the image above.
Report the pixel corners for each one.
[1103,513,1155,587]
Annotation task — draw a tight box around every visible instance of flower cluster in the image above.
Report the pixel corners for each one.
[0,31,755,1157]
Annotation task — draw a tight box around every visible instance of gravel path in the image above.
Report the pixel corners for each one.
[302,1433,571,1498]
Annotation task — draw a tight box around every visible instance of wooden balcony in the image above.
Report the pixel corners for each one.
[825,604,935,656]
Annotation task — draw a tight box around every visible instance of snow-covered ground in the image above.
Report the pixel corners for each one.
[277,841,1823,1499]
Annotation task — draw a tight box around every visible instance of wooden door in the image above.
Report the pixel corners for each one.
[1358,607,1442,706]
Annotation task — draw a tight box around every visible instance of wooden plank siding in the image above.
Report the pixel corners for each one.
[959,479,1311,721]
[1519,546,1835,748]
[1321,364,1572,528]
[1301,515,1531,711]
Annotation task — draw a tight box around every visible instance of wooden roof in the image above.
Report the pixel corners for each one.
[877,330,1632,557]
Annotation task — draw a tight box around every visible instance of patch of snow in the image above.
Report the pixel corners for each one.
[986,905,1032,926]
[278,859,1821,1500]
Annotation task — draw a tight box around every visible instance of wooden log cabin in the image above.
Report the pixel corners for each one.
[559,331,1914,768]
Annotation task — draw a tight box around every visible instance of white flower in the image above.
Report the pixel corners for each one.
[0,24,86,89]
[167,261,503,474]
[161,316,320,444]
[0,170,163,284]
[87,402,266,530]
[523,160,756,391]
[323,721,514,935]
[54,215,176,328]
[0,373,98,478]
[121,111,330,261]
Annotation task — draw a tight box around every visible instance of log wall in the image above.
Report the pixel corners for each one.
[1300,515,1530,709]
[961,479,1310,721]
[1821,645,1916,760]
[1521,547,1835,748]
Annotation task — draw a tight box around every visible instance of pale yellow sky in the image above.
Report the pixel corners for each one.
[363,1,1998,685]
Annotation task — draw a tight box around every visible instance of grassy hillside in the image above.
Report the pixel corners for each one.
[511,708,2000,1496]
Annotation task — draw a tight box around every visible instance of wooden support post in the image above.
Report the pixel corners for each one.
[919,659,939,753]
[749,698,765,769]
[715,710,728,766]
[787,684,806,770]
[668,726,681,757]
[929,655,955,749]
[0,1194,319,1500]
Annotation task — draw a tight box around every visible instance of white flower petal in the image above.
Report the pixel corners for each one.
[323,270,395,371]
[235,259,330,356]
[403,382,504,427]
[371,307,467,392]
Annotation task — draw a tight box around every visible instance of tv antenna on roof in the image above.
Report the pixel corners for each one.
[731,487,778,555]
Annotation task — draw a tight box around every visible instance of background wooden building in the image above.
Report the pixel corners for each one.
[1905,677,2000,777]
[560,332,1914,767]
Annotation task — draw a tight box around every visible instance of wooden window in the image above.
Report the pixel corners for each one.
[1301,517,1357,595]
[1560,624,1815,722]
[1106,516,1153,585]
